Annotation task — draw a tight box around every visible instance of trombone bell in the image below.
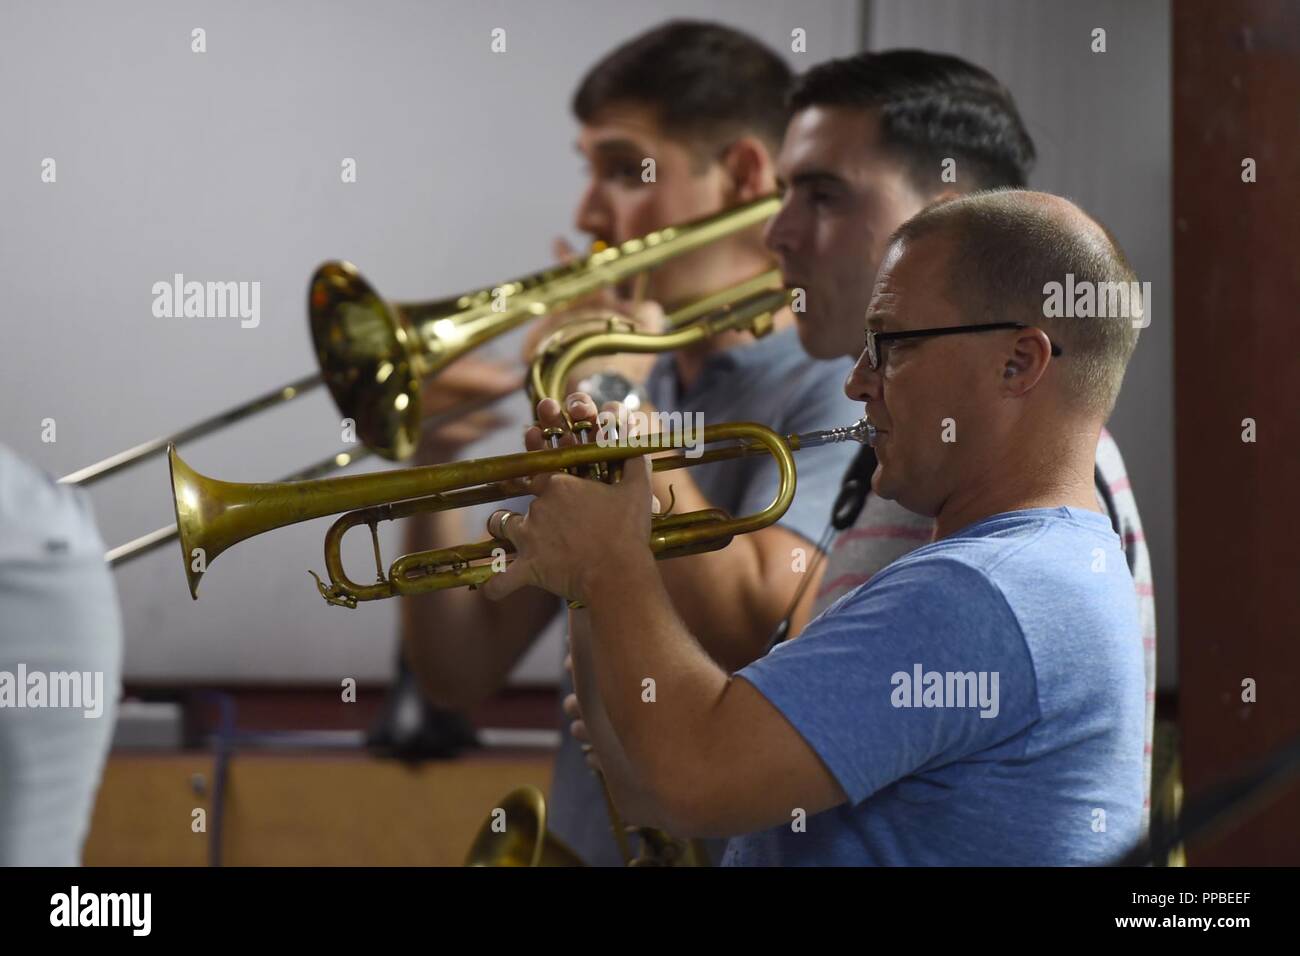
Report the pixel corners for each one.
[308,261,427,462]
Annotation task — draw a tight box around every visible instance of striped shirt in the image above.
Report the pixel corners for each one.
[810,427,1157,833]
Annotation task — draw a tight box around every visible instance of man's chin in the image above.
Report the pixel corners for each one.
[875,473,939,520]
[870,470,895,501]
[790,316,841,361]
[870,461,905,505]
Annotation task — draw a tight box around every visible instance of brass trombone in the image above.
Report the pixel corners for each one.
[168,417,873,603]
[88,194,780,564]
[308,194,779,462]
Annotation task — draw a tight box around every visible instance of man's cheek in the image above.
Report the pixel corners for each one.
[628,193,668,231]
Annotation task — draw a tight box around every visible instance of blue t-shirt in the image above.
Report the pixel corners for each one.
[723,506,1146,866]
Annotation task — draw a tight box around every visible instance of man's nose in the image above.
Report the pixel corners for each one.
[844,348,883,402]
[574,182,609,237]
[762,195,796,257]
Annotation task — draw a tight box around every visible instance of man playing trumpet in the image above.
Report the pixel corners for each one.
[484,190,1148,865]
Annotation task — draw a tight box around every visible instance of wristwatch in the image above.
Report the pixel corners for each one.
[574,371,647,411]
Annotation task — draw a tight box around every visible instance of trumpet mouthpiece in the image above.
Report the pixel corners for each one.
[797,418,876,449]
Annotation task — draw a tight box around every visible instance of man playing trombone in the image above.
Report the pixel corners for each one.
[401,20,861,865]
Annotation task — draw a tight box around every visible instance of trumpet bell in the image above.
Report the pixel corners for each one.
[169,445,217,599]
[464,786,585,867]
[309,261,427,462]
[169,444,299,600]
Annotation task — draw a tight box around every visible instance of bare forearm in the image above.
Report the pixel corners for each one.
[656,541,770,667]
[401,509,555,709]
[648,470,796,670]
[581,552,729,818]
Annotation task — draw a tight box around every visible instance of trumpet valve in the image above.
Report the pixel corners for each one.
[569,420,607,481]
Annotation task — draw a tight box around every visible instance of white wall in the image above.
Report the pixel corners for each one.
[0,0,862,683]
[865,0,1176,686]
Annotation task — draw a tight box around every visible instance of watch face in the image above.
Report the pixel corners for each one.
[577,372,641,411]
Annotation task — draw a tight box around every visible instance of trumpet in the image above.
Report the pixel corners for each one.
[168,418,874,604]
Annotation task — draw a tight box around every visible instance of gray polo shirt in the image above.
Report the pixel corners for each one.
[547,325,863,865]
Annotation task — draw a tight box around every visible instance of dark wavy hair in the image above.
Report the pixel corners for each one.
[788,49,1036,193]
[573,20,793,156]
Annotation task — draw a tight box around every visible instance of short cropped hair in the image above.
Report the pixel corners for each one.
[572,20,793,157]
[894,190,1142,416]
[788,50,1036,194]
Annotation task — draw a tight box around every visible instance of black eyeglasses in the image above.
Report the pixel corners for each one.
[864,322,1063,371]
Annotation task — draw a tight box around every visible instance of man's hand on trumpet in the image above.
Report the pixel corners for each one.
[481,393,658,607]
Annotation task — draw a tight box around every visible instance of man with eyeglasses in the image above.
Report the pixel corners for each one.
[483,189,1149,865]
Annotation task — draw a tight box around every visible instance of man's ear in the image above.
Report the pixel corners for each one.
[1001,328,1053,395]
[719,135,775,202]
